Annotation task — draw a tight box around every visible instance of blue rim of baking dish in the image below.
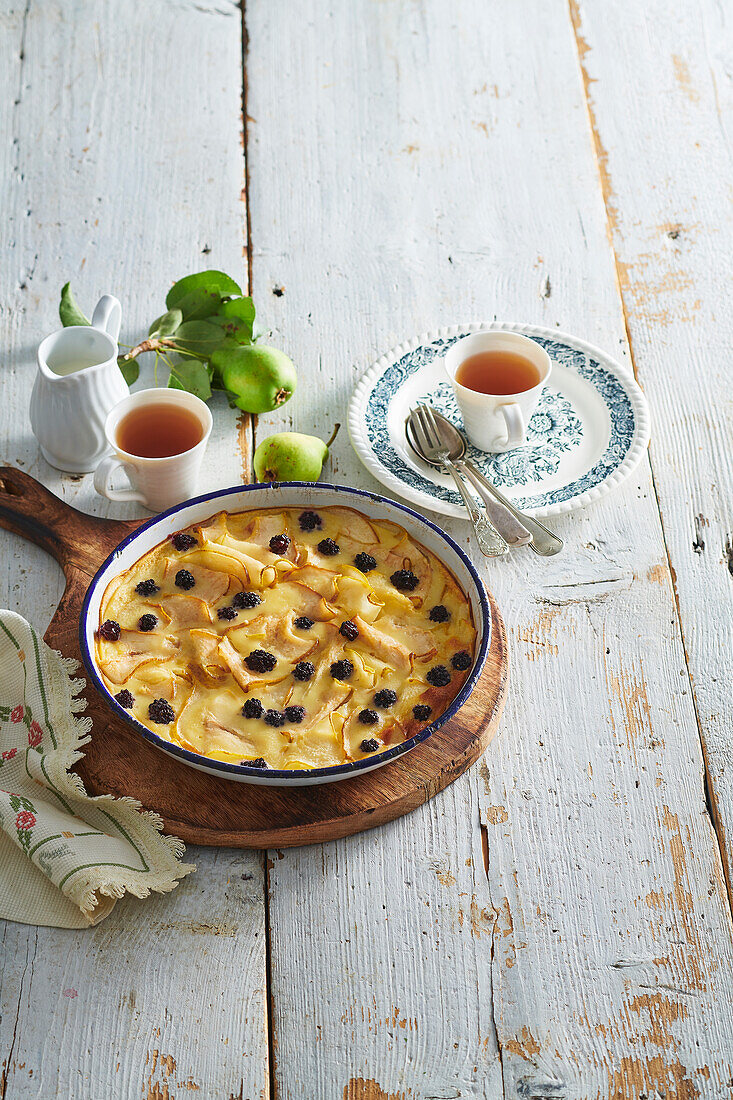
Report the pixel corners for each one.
[79,482,492,783]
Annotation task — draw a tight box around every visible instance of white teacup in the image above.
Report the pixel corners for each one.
[445,331,552,453]
[94,388,212,513]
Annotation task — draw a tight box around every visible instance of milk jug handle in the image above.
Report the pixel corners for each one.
[91,295,122,343]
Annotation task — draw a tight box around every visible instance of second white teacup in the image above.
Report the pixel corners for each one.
[445,331,552,453]
[94,388,212,513]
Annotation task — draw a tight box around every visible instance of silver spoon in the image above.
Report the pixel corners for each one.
[409,406,508,558]
[407,408,563,557]
[406,411,531,547]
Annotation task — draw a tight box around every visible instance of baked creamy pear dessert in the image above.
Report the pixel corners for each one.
[95,505,477,771]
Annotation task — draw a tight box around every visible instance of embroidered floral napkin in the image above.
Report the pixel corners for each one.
[0,610,194,928]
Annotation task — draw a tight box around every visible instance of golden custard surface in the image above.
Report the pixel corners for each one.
[96,506,476,770]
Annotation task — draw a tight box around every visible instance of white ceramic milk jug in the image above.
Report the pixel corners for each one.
[29,295,129,473]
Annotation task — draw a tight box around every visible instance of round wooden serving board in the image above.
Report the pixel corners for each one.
[0,467,508,848]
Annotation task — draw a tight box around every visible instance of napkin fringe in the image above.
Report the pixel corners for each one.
[45,647,195,902]
[75,858,197,924]
[53,659,188,858]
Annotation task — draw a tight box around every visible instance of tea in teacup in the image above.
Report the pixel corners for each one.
[116,403,204,458]
[455,350,540,396]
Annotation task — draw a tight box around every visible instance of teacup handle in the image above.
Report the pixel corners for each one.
[91,295,122,343]
[94,455,146,504]
[498,403,525,450]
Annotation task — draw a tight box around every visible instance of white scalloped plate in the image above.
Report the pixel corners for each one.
[348,322,650,519]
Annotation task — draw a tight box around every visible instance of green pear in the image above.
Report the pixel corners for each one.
[253,425,340,483]
[212,345,297,413]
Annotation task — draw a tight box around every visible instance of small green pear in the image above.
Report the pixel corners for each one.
[212,345,297,413]
[254,425,340,483]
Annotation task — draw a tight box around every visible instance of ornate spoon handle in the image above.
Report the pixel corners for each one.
[441,457,508,558]
[459,458,563,557]
[457,462,532,546]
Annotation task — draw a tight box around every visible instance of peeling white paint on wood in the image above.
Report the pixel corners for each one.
[0,4,267,1098]
[246,0,733,1096]
[569,0,733,900]
[1,850,267,1098]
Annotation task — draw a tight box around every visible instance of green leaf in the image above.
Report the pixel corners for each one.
[208,315,253,346]
[118,356,139,386]
[168,358,212,401]
[148,308,182,337]
[221,296,255,324]
[210,297,256,345]
[167,320,223,357]
[59,283,90,327]
[170,287,224,320]
[166,270,242,312]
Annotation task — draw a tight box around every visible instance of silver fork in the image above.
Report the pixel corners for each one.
[410,405,508,557]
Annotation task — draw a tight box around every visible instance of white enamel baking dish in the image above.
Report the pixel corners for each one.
[80,482,491,786]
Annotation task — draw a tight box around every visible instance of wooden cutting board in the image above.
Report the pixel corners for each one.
[0,466,508,848]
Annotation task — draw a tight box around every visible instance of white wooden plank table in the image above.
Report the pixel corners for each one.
[1,1,731,1097]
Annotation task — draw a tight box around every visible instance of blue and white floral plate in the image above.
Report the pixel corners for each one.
[348,322,650,519]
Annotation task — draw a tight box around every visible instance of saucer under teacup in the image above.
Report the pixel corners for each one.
[348,322,650,519]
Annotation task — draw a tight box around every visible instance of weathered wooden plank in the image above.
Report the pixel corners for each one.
[568,0,733,897]
[0,0,251,563]
[0,3,267,1097]
[267,788,499,1098]
[245,0,733,1095]
[1,848,267,1099]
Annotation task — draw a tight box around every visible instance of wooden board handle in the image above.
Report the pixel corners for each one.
[0,466,138,576]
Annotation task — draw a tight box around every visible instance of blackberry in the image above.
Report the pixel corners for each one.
[245,649,277,673]
[172,532,198,552]
[330,658,354,681]
[360,738,380,753]
[217,605,238,621]
[284,705,306,724]
[374,688,397,709]
[233,590,262,610]
[148,698,175,724]
[429,604,451,623]
[99,619,121,642]
[358,708,378,725]
[299,510,322,531]
[426,665,451,687]
[138,613,158,632]
[294,615,314,630]
[293,661,315,681]
[269,533,291,555]
[354,552,377,573]
[115,689,134,709]
[413,704,433,721]
[317,537,340,556]
[174,569,195,590]
[339,620,359,641]
[242,698,264,719]
[451,650,472,671]
[390,569,419,591]
[135,578,160,597]
[264,709,286,727]
[246,757,268,769]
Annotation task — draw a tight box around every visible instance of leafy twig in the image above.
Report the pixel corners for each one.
[58,270,295,414]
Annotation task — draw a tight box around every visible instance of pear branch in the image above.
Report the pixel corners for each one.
[119,337,162,362]
[120,336,201,364]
